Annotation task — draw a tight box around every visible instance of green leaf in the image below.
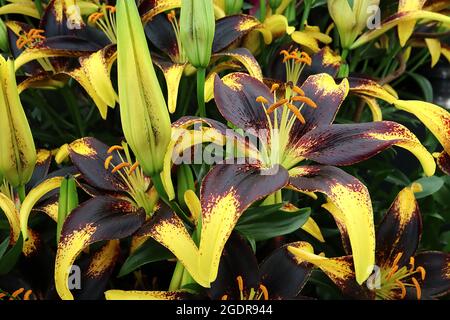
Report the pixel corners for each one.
[0,234,23,275]
[236,205,311,241]
[407,72,433,102]
[0,236,10,259]
[118,238,174,277]
[414,176,444,199]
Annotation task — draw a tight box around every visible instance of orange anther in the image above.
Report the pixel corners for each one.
[107,145,124,154]
[411,277,421,300]
[104,155,114,170]
[128,161,140,175]
[256,96,269,104]
[292,86,305,96]
[395,280,406,299]
[392,252,403,267]
[270,83,280,93]
[23,290,33,300]
[11,288,24,298]
[291,96,317,108]
[286,103,306,124]
[105,5,116,12]
[259,284,269,300]
[221,295,228,300]
[416,266,426,280]
[266,99,288,114]
[112,162,131,173]
[236,276,244,292]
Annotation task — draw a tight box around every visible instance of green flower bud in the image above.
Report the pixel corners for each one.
[225,0,243,15]
[56,175,78,244]
[116,0,172,177]
[180,0,215,68]
[0,19,9,52]
[0,56,36,187]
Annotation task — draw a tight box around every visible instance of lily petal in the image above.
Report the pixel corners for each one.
[0,2,40,19]
[287,243,374,299]
[348,77,397,104]
[141,0,182,24]
[105,290,190,300]
[397,0,426,46]
[414,251,450,298]
[394,100,450,156]
[436,151,450,175]
[144,14,180,61]
[212,48,263,80]
[213,14,261,53]
[27,149,52,189]
[293,122,436,176]
[357,95,383,121]
[0,193,20,244]
[351,10,450,49]
[376,187,421,268]
[68,137,128,193]
[55,196,145,300]
[288,165,375,284]
[259,242,314,299]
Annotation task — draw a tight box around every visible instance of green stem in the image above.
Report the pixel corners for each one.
[196,68,206,118]
[259,0,266,22]
[35,0,44,17]
[169,261,185,291]
[17,185,26,203]
[299,1,312,30]
[180,266,194,287]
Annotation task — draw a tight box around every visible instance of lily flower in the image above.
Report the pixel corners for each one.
[288,185,450,300]
[142,1,265,113]
[351,0,450,50]
[105,232,313,300]
[52,137,159,300]
[209,233,313,300]
[167,62,436,284]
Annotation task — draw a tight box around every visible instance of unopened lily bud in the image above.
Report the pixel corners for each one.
[0,19,8,52]
[328,0,380,49]
[116,0,172,177]
[0,56,36,187]
[225,0,243,15]
[56,175,78,244]
[180,0,215,68]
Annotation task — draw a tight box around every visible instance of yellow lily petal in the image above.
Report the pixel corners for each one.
[154,62,187,114]
[301,217,325,243]
[397,0,426,46]
[0,192,20,244]
[0,2,40,19]
[105,290,187,300]
[359,95,383,121]
[19,176,64,240]
[394,100,450,154]
[425,38,441,67]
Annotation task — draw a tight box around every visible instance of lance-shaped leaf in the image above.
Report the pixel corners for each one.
[116,0,172,177]
[293,122,436,177]
[136,163,289,287]
[0,1,40,19]
[55,196,145,300]
[0,57,37,189]
[288,165,375,284]
[64,45,118,119]
[376,186,422,268]
[288,242,374,299]
[351,10,450,49]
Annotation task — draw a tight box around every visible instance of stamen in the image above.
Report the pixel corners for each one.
[392,252,403,267]
[221,295,228,300]
[104,155,114,170]
[105,5,116,13]
[411,277,421,300]
[416,266,426,280]
[112,162,131,173]
[267,99,289,114]
[291,96,317,108]
[236,276,244,292]
[286,103,306,124]
[167,10,176,22]
[23,290,33,300]
[107,145,124,154]
[11,288,24,298]
[292,86,305,96]
[395,280,406,299]
[128,161,140,175]
[88,12,105,24]
[270,83,280,93]
[386,265,399,281]
[0,293,6,299]
[256,96,269,104]
[259,284,269,300]
[16,29,45,49]
[409,256,415,272]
